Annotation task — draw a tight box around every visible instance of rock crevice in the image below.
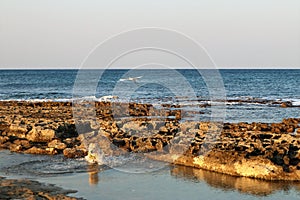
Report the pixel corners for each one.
[0,101,300,181]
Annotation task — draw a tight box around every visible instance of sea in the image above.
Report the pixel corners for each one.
[0,69,299,199]
[1,69,299,122]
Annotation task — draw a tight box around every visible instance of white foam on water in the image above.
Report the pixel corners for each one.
[84,142,167,173]
[0,98,73,102]
[282,98,300,106]
[291,99,300,106]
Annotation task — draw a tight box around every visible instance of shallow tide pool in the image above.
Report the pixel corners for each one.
[0,150,299,200]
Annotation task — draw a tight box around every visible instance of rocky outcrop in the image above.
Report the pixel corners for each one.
[102,118,300,180]
[0,101,84,156]
[0,176,84,200]
[0,101,300,181]
[0,101,180,157]
[171,165,300,196]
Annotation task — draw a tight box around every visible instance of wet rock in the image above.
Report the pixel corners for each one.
[1,101,300,180]
[0,176,84,200]
[25,146,57,155]
[63,148,87,158]
[151,138,164,151]
[281,102,293,108]
[131,137,157,152]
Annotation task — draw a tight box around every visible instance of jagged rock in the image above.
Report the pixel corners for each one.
[199,122,209,131]
[0,141,12,149]
[1,101,300,181]
[0,177,83,200]
[9,143,22,152]
[48,139,67,150]
[13,139,31,149]
[26,127,55,142]
[25,146,57,155]
[56,123,78,138]
[0,122,10,134]
[0,136,9,144]
[63,148,87,158]
[8,125,27,138]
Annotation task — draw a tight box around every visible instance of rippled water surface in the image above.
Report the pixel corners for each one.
[0,150,299,200]
[0,69,300,122]
[1,69,300,199]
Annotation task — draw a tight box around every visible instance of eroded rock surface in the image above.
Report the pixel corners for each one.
[0,101,300,180]
[0,176,84,200]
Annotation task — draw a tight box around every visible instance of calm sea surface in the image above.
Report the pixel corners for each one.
[0,69,299,122]
[0,69,299,199]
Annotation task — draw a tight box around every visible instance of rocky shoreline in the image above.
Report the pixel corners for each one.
[0,101,300,181]
[0,176,83,200]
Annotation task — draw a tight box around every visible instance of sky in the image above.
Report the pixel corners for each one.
[0,0,299,69]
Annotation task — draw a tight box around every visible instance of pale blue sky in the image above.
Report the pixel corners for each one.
[0,0,299,68]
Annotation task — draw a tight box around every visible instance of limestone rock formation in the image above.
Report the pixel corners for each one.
[0,101,299,181]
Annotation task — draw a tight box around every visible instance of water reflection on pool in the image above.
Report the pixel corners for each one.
[170,165,300,197]
[0,150,299,200]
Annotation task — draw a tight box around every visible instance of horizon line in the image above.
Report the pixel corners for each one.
[0,66,299,70]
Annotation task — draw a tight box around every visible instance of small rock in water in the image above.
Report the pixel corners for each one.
[281,102,293,108]
[63,148,87,158]
[25,146,57,155]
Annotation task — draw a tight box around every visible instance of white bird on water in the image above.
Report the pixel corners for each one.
[119,76,143,84]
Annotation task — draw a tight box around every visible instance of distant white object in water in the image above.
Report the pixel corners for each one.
[85,143,105,165]
[99,95,118,102]
[119,76,143,83]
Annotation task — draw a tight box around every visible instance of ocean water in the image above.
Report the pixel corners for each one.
[1,69,299,101]
[0,69,300,199]
[0,69,299,122]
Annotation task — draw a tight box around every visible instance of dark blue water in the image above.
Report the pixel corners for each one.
[1,69,299,100]
[0,69,299,122]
